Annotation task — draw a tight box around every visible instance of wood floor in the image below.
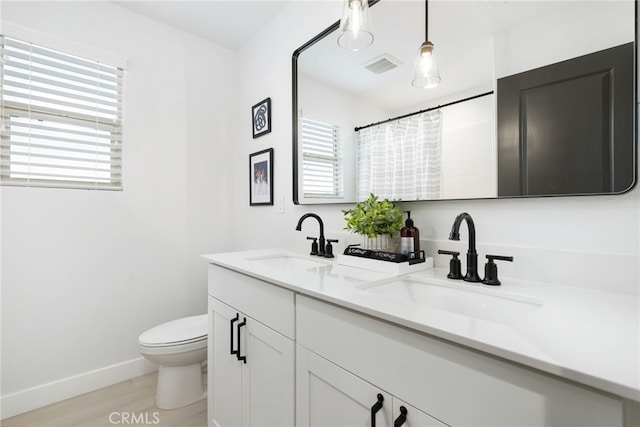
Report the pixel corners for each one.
[1,372,206,427]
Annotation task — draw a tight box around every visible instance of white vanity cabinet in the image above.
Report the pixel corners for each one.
[296,345,447,427]
[206,255,635,427]
[207,265,295,427]
[297,295,625,426]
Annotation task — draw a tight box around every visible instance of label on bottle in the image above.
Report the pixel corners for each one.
[400,237,414,255]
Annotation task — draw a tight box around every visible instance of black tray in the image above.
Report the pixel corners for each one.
[343,246,426,265]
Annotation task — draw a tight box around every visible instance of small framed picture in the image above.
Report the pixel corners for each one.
[252,97,272,138]
[249,148,274,206]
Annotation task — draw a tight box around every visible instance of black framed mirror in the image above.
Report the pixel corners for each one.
[292,0,636,205]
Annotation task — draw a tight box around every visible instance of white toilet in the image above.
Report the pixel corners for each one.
[138,314,208,409]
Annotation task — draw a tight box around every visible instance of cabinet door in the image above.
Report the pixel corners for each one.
[240,317,295,427]
[297,345,392,427]
[209,297,242,427]
[392,399,449,427]
[297,294,624,426]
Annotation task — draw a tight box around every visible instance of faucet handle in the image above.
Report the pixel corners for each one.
[482,254,514,286]
[324,239,339,258]
[306,236,319,255]
[438,250,463,280]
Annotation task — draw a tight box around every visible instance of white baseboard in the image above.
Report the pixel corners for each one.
[0,357,157,420]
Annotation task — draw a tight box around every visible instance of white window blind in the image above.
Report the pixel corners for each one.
[1,35,124,190]
[301,117,343,199]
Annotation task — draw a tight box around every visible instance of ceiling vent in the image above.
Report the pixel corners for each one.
[362,54,403,75]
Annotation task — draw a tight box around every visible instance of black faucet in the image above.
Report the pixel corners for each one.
[296,213,325,256]
[449,212,482,282]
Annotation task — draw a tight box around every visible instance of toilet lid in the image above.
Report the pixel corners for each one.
[139,314,207,346]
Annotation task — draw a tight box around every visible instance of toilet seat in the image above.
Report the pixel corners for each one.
[139,337,207,355]
[139,314,207,348]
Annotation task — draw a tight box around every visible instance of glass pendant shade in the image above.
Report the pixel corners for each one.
[412,41,441,89]
[337,0,374,51]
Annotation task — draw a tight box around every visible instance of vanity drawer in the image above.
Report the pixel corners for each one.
[296,295,623,426]
[208,264,294,339]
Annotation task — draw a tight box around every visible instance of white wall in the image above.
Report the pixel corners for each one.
[232,2,343,252]
[234,1,639,294]
[0,1,238,417]
[440,95,495,199]
[494,1,633,78]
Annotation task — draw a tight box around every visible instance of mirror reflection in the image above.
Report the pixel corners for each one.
[293,0,635,204]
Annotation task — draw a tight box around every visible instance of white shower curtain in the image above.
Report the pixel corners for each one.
[356,110,443,201]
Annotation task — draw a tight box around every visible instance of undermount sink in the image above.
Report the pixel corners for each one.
[245,253,331,270]
[358,277,542,324]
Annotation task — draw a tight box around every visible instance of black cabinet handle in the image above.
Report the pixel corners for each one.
[394,406,407,427]
[230,313,239,356]
[236,317,247,364]
[370,394,384,427]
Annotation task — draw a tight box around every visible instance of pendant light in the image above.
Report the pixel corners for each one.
[338,0,374,51]
[412,0,441,88]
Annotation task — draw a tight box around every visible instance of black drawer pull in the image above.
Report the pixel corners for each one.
[230,313,239,356]
[394,406,407,427]
[370,394,384,427]
[236,317,247,364]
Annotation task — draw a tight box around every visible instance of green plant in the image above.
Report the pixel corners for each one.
[342,193,403,238]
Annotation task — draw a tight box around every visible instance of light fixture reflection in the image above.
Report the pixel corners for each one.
[338,0,374,51]
[412,41,441,88]
[412,0,441,88]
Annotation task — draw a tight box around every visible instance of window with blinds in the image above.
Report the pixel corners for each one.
[301,117,343,199]
[1,35,124,190]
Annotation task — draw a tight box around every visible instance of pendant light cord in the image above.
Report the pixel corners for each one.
[424,0,429,42]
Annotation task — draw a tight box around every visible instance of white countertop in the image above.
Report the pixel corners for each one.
[203,248,640,401]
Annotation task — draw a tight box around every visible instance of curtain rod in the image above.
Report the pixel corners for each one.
[354,90,494,132]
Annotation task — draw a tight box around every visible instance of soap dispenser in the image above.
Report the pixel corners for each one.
[400,211,420,256]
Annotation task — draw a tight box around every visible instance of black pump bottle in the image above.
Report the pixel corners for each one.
[400,211,420,256]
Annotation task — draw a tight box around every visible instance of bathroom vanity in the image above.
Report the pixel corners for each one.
[204,249,639,427]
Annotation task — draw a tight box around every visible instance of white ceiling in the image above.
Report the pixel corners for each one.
[113,1,291,51]
[299,1,571,113]
[112,0,633,113]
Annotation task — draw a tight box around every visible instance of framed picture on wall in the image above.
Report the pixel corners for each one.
[252,97,272,138]
[249,148,274,206]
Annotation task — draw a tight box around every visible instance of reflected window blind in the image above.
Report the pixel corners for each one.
[1,35,124,190]
[301,117,343,198]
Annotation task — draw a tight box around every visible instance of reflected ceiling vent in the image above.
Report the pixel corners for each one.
[362,54,403,74]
